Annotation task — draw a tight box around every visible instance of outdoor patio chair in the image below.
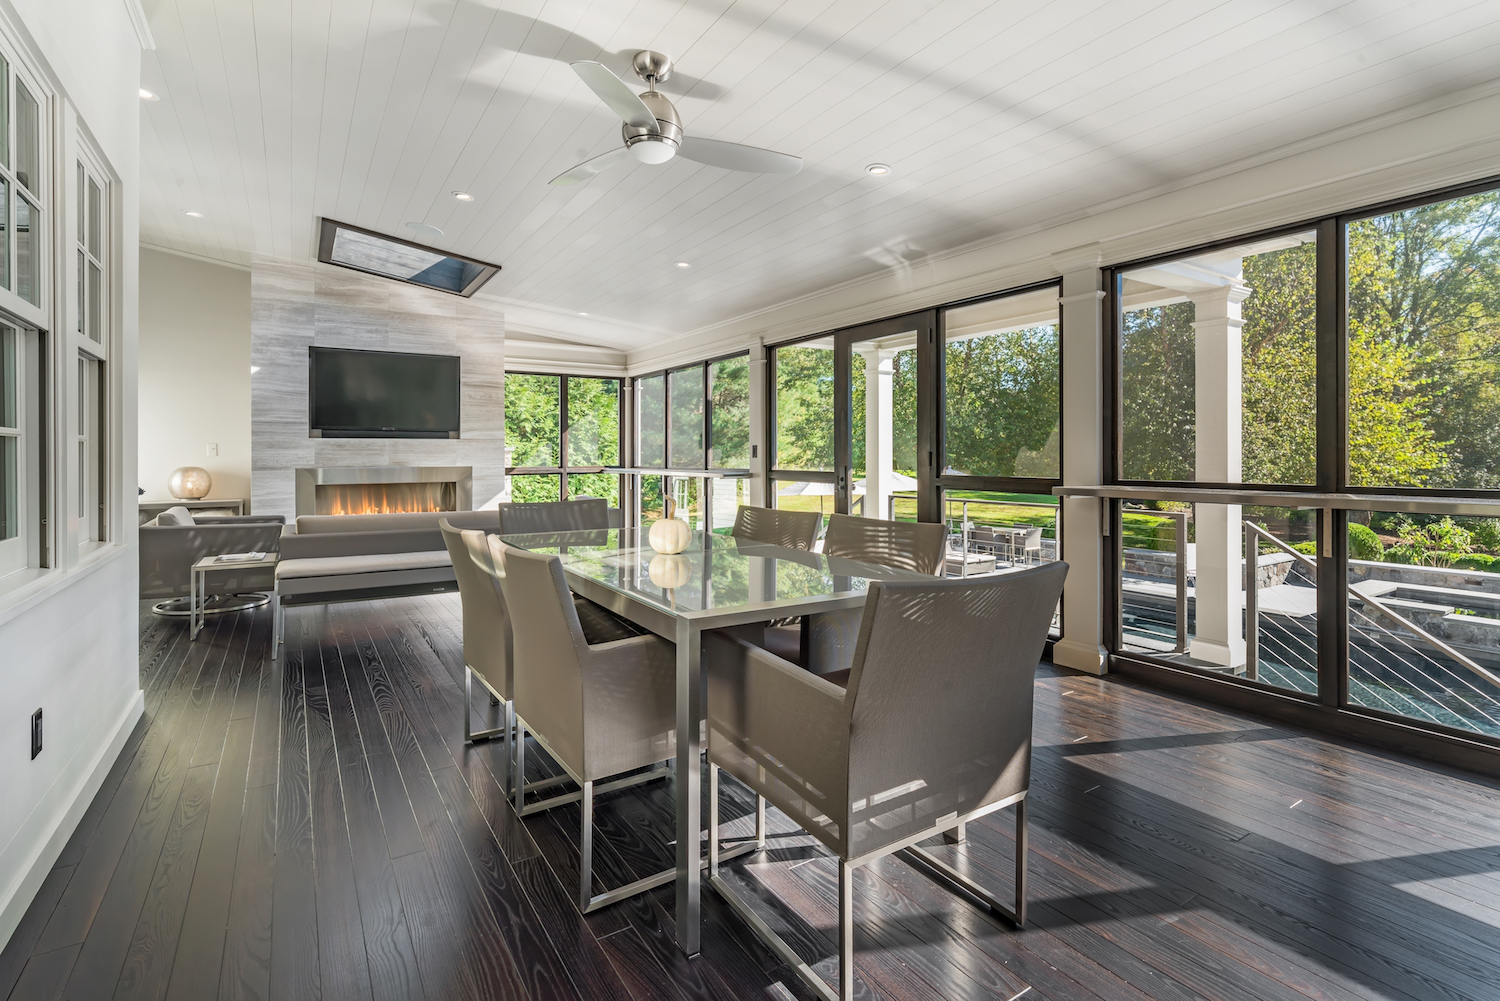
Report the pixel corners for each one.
[731,504,822,550]
[704,560,1069,1001]
[493,541,685,913]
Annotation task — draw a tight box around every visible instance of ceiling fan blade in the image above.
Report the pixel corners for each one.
[571,61,659,132]
[677,136,802,175]
[549,146,631,186]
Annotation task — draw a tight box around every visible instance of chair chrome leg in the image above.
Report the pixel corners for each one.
[943,821,966,845]
[505,700,516,796]
[756,794,767,848]
[838,861,855,1001]
[1015,797,1028,926]
[463,667,509,744]
[513,718,526,815]
[709,765,720,877]
[579,780,595,912]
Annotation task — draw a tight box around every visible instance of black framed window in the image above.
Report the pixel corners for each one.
[632,353,751,528]
[504,371,622,506]
[1106,175,1500,753]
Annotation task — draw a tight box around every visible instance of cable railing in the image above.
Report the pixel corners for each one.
[1118,508,1500,729]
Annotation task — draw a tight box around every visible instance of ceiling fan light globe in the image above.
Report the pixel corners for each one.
[628,136,678,164]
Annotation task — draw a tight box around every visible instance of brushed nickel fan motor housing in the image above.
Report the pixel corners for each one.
[622,90,682,163]
[632,50,673,84]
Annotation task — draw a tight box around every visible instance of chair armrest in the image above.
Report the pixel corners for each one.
[706,634,848,841]
[580,633,678,779]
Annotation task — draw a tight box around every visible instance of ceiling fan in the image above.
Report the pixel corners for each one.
[550,51,802,186]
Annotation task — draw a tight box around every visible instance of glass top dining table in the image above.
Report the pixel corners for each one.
[497,528,930,956]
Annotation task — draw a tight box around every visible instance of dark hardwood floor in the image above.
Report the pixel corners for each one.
[3,593,1500,1001]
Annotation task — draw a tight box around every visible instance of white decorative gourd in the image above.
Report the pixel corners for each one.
[648,497,692,554]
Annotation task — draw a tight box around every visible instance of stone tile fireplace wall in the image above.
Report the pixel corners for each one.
[250,257,506,520]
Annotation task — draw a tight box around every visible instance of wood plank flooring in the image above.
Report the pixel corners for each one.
[3,594,1499,1000]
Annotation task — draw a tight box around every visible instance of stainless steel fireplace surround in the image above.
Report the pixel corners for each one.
[294,466,474,518]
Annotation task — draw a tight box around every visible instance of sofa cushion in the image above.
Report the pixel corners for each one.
[157,506,195,526]
[276,550,452,580]
[294,510,497,535]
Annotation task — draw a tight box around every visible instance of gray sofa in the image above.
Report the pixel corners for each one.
[276,509,500,607]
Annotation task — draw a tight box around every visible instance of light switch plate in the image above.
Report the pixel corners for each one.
[206,443,218,456]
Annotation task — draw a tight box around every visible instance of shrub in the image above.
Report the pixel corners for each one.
[1292,541,1319,556]
[1452,554,1499,571]
[1347,523,1384,561]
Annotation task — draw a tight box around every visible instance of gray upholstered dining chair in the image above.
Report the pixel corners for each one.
[442,520,641,801]
[731,505,823,550]
[822,513,948,575]
[492,541,684,912]
[439,520,513,749]
[704,561,1068,1001]
[496,497,609,535]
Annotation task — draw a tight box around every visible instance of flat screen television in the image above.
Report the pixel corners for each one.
[308,347,461,438]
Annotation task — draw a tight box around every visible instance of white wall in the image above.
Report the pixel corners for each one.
[138,248,251,504]
[0,0,144,952]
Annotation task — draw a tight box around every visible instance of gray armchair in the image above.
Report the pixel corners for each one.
[822,513,948,575]
[705,561,1069,1001]
[139,515,286,604]
[491,542,682,912]
[731,505,822,550]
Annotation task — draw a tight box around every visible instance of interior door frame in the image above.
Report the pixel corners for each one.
[831,310,938,520]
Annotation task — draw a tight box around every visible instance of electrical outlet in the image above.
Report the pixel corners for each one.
[30,709,42,759]
[206,443,218,457]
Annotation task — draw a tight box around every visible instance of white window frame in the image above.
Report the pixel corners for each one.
[75,143,108,549]
[0,27,48,583]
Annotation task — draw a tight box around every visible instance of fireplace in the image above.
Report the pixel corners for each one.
[295,466,474,517]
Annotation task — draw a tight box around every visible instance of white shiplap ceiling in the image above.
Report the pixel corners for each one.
[138,0,1500,355]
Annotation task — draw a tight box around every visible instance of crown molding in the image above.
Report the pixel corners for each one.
[140,242,249,273]
[122,0,155,50]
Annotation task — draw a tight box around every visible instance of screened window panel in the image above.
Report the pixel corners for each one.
[15,195,36,305]
[88,177,102,258]
[504,373,560,467]
[14,79,35,193]
[510,473,560,503]
[1346,187,1500,490]
[566,377,619,467]
[774,339,834,471]
[708,355,749,468]
[668,365,704,468]
[1119,230,1317,484]
[637,374,665,467]
[943,288,1058,478]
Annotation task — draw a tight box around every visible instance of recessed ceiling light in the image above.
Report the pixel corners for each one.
[139,88,159,101]
[865,163,891,176]
[452,191,474,202]
[183,210,203,218]
[674,261,692,269]
[578,311,589,316]
[407,222,444,238]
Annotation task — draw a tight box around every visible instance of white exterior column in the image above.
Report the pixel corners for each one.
[857,346,896,519]
[748,341,768,507]
[1189,281,1250,668]
[1053,266,1108,675]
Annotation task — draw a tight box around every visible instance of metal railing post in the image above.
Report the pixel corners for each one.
[1244,520,1258,682]
[1174,510,1188,653]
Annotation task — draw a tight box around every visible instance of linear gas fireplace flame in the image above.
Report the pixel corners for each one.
[316,482,456,516]
[295,466,474,518]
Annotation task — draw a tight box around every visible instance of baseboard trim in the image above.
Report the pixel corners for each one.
[0,689,145,950]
